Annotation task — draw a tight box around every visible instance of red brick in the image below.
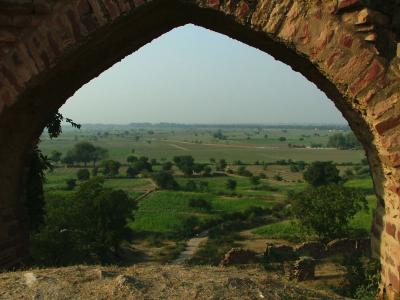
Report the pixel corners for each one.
[236,1,250,20]
[350,60,384,95]
[338,0,361,10]
[340,34,353,48]
[386,222,397,239]
[206,0,220,9]
[375,115,400,135]
[388,270,400,292]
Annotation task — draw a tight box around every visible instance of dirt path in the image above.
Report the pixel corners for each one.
[173,230,209,264]
[168,143,189,151]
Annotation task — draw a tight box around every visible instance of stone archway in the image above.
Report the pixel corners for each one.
[0,0,399,297]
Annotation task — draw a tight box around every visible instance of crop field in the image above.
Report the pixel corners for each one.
[40,126,366,164]
[40,124,377,275]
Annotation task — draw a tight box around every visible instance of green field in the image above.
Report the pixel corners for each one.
[41,124,375,251]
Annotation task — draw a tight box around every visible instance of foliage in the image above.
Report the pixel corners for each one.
[76,169,90,181]
[65,179,77,190]
[291,184,368,240]
[101,160,121,177]
[65,142,108,167]
[49,150,62,163]
[188,198,212,211]
[126,166,139,178]
[215,159,227,171]
[226,179,237,191]
[31,178,137,266]
[152,171,179,190]
[213,130,227,140]
[127,155,138,163]
[338,252,381,299]
[327,132,362,150]
[173,155,196,176]
[303,161,342,187]
[25,146,53,231]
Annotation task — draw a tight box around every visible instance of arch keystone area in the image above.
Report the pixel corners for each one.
[0,0,400,297]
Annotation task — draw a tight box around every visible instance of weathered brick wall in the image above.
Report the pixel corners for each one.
[0,0,399,298]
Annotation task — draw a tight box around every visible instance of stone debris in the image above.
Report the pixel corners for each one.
[294,241,326,259]
[221,248,257,266]
[265,244,296,262]
[290,257,316,282]
[23,272,37,288]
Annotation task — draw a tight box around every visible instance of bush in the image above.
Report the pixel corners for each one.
[31,178,137,266]
[189,198,212,211]
[291,184,368,240]
[76,169,90,181]
[226,179,237,191]
[65,179,76,190]
[126,166,139,178]
[152,171,179,190]
[303,161,342,187]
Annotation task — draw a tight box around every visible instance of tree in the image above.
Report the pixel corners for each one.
[250,176,260,186]
[327,132,362,150]
[216,159,227,171]
[31,178,137,265]
[49,150,62,164]
[101,160,121,177]
[126,166,139,178]
[26,112,80,232]
[71,142,96,166]
[162,161,173,171]
[152,171,179,190]
[77,169,90,181]
[291,184,367,240]
[66,179,77,190]
[226,179,237,191]
[127,155,138,163]
[173,155,195,176]
[278,137,287,142]
[303,161,342,187]
[62,150,76,166]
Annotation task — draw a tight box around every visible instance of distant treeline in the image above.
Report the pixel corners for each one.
[58,122,351,131]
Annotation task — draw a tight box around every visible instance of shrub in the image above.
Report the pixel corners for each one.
[189,198,212,211]
[152,171,179,190]
[126,166,139,178]
[65,179,76,190]
[31,178,137,266]
[291,184,368,240]
[76,169,90,181]
[226,179,237,191]
[303,161,342,187]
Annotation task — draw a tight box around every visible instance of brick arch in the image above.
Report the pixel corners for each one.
[0,0,399,297]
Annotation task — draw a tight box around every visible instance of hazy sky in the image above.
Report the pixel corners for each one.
[61,24,346,125]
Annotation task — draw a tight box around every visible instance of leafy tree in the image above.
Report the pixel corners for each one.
[327,132,361,150]
[62,150,76,166]
[126,166,139,178]
[70,142,96,167]
[216,159,227,171]
[152,171,179,190]
[189,198,212,211]
[65,179,77,190]
[226,179,237,191]
[173,155,195,176]
[303,161,342,187]
[31,178,136,265]
[127,156,137,163]
[133,156,153,173]
[26,112,80,232]
[213,130,227,140]
[250,176,260,186]
[278,137,286,142]
[203,166,212,177]
[162,161,173,171]
[49,150,62,163]
[101,160,121,177]
[185,180,197,191]
[291,184,367,240]
[77,169,90,181]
